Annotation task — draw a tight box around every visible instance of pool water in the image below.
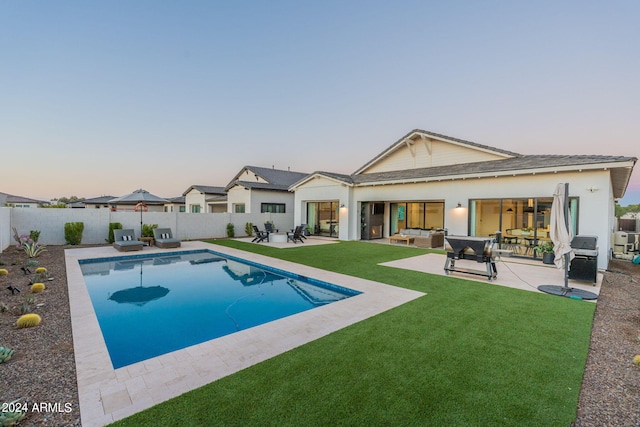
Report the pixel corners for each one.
[79,250,360,369]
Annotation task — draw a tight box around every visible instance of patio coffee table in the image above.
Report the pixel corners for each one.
[389,235,414,246]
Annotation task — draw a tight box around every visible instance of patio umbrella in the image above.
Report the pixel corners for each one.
[109,189,169,237]
[538,183,598,300]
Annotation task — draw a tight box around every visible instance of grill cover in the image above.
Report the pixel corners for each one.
[571,235,598,251]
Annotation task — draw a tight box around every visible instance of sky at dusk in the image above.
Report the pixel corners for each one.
[1,1,639,205]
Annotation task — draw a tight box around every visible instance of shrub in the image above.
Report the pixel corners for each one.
[31,283,45,293]
[226,223,235,238]
[29,230,41,242]
[0,269,8,276]
[107,222,123,243]
[245,222,254,236]
[142,224,158,238]
[633,355,640,368]
[64,222,84,245]
[16,313,41,328]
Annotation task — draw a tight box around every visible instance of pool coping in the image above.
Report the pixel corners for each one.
[66,241,425,426]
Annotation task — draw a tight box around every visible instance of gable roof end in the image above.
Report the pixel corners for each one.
[353,129,521,175]
[289,172,354,190]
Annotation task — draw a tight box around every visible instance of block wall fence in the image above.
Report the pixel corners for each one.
[0,207,293,251]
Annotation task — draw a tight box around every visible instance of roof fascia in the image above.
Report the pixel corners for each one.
[354,160,636,188]
[289,173,353,191]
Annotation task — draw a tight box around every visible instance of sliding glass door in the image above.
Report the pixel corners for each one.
[307,201,339,237]
[470,197,578,259]
[390,201,444,234]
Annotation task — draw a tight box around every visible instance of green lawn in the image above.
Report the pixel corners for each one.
[111,241,595,426]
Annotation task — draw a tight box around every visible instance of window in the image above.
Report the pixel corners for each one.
[190,204,201,213]
[389,201,444,233]
[234,204,245,213]
[179,206,186,213]
[261,203,286,213]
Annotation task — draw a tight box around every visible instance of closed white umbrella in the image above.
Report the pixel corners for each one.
[538,183,597,300]
[550,183,575,269]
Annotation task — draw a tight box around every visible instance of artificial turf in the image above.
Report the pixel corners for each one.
[110,240,594,426]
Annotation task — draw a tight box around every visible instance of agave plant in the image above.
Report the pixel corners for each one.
[0,346,15,363]
[22,241,47,258]
[0,399,26,426]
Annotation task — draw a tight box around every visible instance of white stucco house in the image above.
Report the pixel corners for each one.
[0,192,49,208]
[182,185,227,213]
[225,166,308,215]
[290,129,637,269]
[163,196,186,213]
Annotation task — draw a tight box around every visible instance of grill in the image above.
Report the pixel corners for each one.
[569,235,598,284]
[444,236,497,281]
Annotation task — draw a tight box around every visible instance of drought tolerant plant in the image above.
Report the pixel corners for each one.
[30,267,51,284]
[22,260,38,276]
[142,224,158,238]
[633,355,640,368]
[14,231,47,258]
[245,222,254,236]
[29,229,41,242]
[0,400,26,426]
[31,283,45,293]
[64,222,84,245]
[20,295,35,314]
[107,222,123,243]
[226,223,235,238]
[0,269,7,276]
[16,313,41,328]
[0,346,15,363]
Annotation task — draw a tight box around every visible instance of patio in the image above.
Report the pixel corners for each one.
[381,252,602,297]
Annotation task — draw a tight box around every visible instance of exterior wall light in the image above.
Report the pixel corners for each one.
[456,203,462,208]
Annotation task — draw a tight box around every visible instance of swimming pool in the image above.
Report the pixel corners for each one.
[79,250,360,369]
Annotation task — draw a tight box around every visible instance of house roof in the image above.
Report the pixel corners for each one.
[182,185,226,197]
[289,171,354,189]
[83,196,116,204]
[289,130,637,199]
[166,196,185,204]
[0,192,49,205]
[205,195,227,203]
[225,166,309,192]
[353,129,520,175]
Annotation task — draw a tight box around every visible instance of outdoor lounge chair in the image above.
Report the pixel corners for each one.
[287,226,305,244]
[264,222,278,233]
[113,229,144,252]
[153,228,181,248]
[252,225,269,243]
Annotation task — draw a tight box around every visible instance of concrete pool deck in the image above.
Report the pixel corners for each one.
[65,241,425,426]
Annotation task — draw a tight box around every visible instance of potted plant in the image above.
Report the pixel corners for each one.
[535,241,555,264]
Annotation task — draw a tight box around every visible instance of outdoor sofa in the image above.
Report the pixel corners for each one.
[396,228,445,248]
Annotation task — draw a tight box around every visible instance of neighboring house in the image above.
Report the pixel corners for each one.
[182,186,227,213]
[225,166,308,214]
[163,196,186,213]
[290,129,637,269]
[620,212,640,220]
[80,196,116,209]
[0,192,48,208]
